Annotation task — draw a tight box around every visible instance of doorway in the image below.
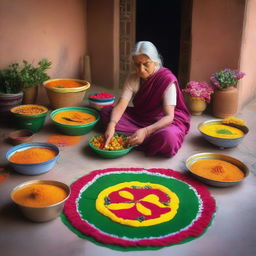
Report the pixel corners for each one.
[136,0,182,76]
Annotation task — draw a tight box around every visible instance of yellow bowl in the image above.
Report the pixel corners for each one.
[186,152,249,187]
[11,180,70,222]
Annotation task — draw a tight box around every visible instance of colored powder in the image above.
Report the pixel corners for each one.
[11,105,47,115]
[190,159,244,182]
[12,183,67,207]
[53,110,96,125]
[45,80,84,88]
[0,167,9,183]
[200,124,244,138]
[47,135,81,147]
[10,147,56,164]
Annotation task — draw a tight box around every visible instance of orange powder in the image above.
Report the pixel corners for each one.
[47,135,81,146]
[45,80,83,88]
[12,184,67,207]
[53,110,96,125]
[11,105,47,115]
[190,159,244,182]
[10,148,56,164]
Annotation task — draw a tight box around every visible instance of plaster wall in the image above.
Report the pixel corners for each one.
[0,0,87,78]
[87,0,119,89]
[190,0,244,83]
[238,0,256,109]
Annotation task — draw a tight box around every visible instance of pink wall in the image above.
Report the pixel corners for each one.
[238,0,256,109]
[0,0,87,79]
[190,0,245,82]
[87,0,119,89]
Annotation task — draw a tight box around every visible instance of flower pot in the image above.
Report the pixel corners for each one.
[43,79,90,109]
[22,86,38,104]
[187,96,207,115]
[212,86,238,118]
[0,92,23,118]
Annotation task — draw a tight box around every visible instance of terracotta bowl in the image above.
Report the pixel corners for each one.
[8,129,34,145]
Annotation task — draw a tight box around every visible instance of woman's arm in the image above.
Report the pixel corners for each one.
[105,97,130,146]
[127,105,175,146]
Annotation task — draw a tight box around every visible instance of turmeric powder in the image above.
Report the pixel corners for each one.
[11,105,48,115]
[47,135,81,146]
[12,184,67,207]
[10,148,56,164]
[200,124,244,139]
[190,159,244,182]
[45,80,83,88]
[53,110,96,125]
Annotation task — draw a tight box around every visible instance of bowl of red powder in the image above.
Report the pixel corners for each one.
[8,129,34,145]
[6,142,60,175]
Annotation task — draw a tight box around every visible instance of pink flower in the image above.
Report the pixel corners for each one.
[183,81,214,103]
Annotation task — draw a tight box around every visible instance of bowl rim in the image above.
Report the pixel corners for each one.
[8,129,34,140]
[198,119,249,140]
[89,133,134,153]
[50,106,100,128]
[10,179,70,208]
[43,78,90,93]
[6,142,60,166]
[10,104,48,117]
[185,152,249,185]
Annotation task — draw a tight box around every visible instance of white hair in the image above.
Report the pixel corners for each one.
[131,41,163,67]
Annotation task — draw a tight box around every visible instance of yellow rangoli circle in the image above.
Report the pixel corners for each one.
[96,181,179,227]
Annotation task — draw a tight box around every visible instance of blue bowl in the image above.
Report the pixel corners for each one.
[198,120,249,148]
[6,142,60,175]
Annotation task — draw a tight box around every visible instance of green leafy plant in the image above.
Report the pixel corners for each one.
[0,59,52,94]
[20,59,51,89]
[0,63,22,94]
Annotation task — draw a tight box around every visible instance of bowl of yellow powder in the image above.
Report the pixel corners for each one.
[50,107,100,135]
[198,119,249,148]
[186,152,249,187]
[6,142,60,175]
[11,180,70,222]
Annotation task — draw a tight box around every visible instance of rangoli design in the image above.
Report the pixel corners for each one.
[62,168,216,251]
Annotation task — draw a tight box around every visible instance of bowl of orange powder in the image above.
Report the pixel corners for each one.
[6,142,60,175]
[50,106,100,135]
[43,78,90,109]
[10,104,48,133]
[186,152,249,187]
[11,180,70,222]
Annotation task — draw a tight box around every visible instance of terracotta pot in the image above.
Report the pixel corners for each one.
[0,92,23,118]
[187,96,207,116]
[43,78,90,109]
[212,86,238,118]
[22,86,38,104]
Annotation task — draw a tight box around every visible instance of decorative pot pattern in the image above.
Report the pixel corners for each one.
[0,92,23,117]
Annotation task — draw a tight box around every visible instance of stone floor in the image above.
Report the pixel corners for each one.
[0,85,255,256]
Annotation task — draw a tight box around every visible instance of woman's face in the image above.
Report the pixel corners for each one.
[133,54,157,80]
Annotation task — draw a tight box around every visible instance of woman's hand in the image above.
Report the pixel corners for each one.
[127,128,148,146]
[105,122,116,146]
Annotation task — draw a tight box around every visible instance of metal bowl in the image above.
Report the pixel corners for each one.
[6,142,60,175]
[186,152,249,187]
[198,119,249,148]
[10,180,70,222]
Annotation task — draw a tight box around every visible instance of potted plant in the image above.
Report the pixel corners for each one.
[0,63,24,116]
[210,68,245,118]
[183,81,214,115]
[19,59,52,104]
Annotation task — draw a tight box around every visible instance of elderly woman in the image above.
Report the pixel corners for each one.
[101,41,190,157]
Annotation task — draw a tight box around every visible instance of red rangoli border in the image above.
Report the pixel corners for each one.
[63,168,216,247]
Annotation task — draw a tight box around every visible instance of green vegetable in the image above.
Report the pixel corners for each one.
[216,129,233,135]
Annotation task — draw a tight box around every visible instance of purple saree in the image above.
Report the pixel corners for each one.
[101,67,191,157]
